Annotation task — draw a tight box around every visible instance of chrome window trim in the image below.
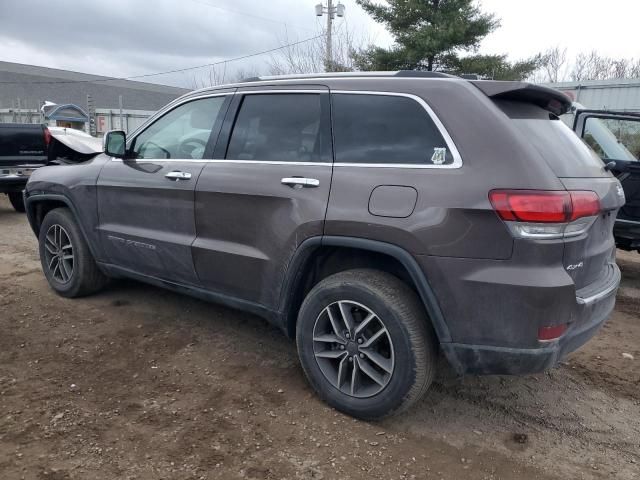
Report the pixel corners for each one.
[238,89,328,94]
[128,89,325,141]
[110,158,332,166]
[118,89,463,170]
[126,91,234,142]
[330,90,463,169]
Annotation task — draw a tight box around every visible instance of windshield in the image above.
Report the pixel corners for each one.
[583,116,639,162]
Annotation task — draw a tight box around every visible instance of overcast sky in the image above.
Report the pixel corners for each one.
[0,0,636,87]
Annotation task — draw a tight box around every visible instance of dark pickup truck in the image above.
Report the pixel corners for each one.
[0,123,101,212]
[0,123,51,212]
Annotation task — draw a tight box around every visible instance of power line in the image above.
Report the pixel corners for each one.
[188,0,316,33]
[0,34,325,86]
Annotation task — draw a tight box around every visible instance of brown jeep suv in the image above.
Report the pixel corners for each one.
[24,72,624,419]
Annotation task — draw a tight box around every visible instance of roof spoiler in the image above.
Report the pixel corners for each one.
[470,80,572,116]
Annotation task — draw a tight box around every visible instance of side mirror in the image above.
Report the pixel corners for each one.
[103,130,127,158]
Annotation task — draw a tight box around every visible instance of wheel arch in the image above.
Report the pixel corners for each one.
[26,194,76,235]
[280,236,451,343]
[25,193,101,262]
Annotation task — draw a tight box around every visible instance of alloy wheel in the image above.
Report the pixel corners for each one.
[312,300,395,398]
[44,224,74,284]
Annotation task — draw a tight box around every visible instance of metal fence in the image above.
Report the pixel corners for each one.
[0,108,155,135]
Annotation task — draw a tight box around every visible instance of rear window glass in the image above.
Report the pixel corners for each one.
[332,93,454,165]
[498,100,606,178]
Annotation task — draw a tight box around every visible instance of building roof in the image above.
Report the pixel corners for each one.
[0,61,190,111]
[44,104,89,123]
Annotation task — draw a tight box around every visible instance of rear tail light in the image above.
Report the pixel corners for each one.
[43,127,52,147]
[538,324,568,342]
[489,190,600,239]
[568,191,600,220]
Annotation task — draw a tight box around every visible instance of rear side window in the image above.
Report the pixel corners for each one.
[498,100,606,178]
[226,93,330,162]
[332,93,454,165]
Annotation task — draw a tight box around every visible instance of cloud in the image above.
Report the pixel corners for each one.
[0,0,340,86]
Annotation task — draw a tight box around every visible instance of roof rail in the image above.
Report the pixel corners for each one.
[241,70,455,83]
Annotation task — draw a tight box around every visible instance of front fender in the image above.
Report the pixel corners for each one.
[25,154,109,262]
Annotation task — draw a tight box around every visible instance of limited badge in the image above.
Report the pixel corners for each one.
[431,147,447,165]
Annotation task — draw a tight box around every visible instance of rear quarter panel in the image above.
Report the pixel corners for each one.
[325,79,565,259]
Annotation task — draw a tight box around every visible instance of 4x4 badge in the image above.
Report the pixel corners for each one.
[431,147,447,165]
[566,262,584,271]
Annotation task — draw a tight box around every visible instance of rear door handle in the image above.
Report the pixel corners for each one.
[281,177,320,188]
[165,171,192,181]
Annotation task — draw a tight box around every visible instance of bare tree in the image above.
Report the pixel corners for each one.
[611,58,630,79]
[535,50,640,83]
[268,32,326,75]
[189,63,262,89]
[570,52,588,81]
[267,23,370,75]
[630,59,640,79]
[540,47,567,83]
[585,51,613,80]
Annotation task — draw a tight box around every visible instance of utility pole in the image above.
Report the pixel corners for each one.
[315,1,345,72]
[326,0,333,72]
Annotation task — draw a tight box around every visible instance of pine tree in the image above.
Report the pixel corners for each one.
[354,0,539,80]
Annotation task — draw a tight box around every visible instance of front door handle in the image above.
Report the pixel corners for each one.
[165,171,192,181]
[281,177,320,188]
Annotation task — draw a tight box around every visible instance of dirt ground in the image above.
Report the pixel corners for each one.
[0,195,638,480]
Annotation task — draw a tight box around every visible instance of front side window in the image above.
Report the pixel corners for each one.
[332,93,454,165]
[131,96,226,160]
[584,117,640,163]
[226,93,330,162]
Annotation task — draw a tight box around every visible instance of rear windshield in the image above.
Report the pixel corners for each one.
[497,100,606,178]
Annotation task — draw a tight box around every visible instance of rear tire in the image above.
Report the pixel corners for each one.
[296,269,437,420]
[8,192,25,212]
[38,208,108,298]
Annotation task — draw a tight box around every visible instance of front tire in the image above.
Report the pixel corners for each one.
[38,208,108,298]
[296,269,437,420]
[8,192,25,212]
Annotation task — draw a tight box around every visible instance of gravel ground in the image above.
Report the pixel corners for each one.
[0,195,638,480]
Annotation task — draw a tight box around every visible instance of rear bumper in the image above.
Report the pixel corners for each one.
[433,261,620,375]
[0,167,39,193]
[0,175,28,192]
